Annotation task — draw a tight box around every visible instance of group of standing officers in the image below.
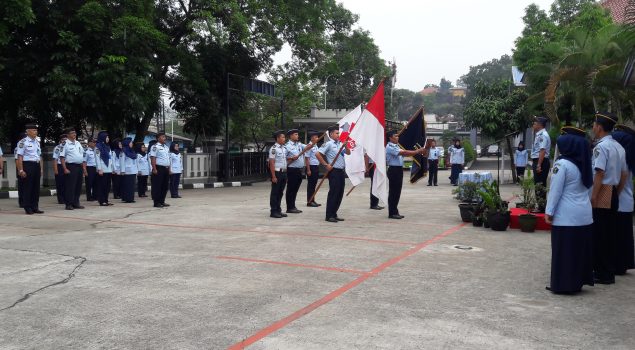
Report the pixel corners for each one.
[268,126,426,222]
[6,125,183,214]
[540,113,634,294]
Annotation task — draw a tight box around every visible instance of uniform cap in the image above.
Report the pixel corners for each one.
[24,124,38,130]
[156,131,166,137]
[533,116,549,126]
[560,126,586,137]
[386,130,398,138]
[614,124,635,135]
[286,129,299,135]
[308,130,320,137]
[595,112,618,126]
[272,130,285,138]
[327,125,339,133]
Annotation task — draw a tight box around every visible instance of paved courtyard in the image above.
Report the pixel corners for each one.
[0,168,634,349]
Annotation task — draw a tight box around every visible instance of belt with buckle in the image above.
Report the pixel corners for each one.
[275,168,287,172]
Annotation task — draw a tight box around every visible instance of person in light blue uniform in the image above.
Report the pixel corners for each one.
[135,143,150,198]
[269,130,288,218]
[591,112,627,285]
[16,125,43,214]
[13,133,26,209]
[386,130,427,219]
[284,129,313,213]
[514,141,528,181]
[83,137,97,201]
[150,132,171,208]
[545,126,594,294]
[110,138,123,199]
[532,116,551,203]
[448,139,465,186]
[95,131,113,206]
[316,125,350,223]
[169,142,183,198]
[611,125,635,275]
[60,128,85,210]
[427,139,440,186]
[305,131,322,207]
[120,137,138,203]
[52,134,67,204]
[365,153,383,210]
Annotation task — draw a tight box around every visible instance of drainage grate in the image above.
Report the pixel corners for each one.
[453,245,474,250]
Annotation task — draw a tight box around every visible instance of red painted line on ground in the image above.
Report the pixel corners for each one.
[226,222,467,350]
[0,211,416,246]
[216,256,368,275]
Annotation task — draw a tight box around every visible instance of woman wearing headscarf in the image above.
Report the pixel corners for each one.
[135,142,150,198]
[121,137,138,203]
[515,141,528,181]
[169,142,183,198]
[448,139,464,186]
[544,126,594,294]
[110,138,123,199]
[612,125,635,275]
[95,131,114,206]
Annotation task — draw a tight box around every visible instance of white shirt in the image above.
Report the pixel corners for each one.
[546,159,593,226]
[83,148,97,167]
[60,140,84,164]
[16,137,41,162]
[150,143,170,167]
[170,153,182,173]
[269,143,287,170]
[593,135,627,185]
[137,154,150,176]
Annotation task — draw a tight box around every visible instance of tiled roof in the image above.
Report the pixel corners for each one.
[419,87,438,96]
[601,0,629,23]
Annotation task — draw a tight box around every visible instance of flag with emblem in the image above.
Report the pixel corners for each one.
[338,105,365,186]
[349,81,388,204]
[398,107,428,183]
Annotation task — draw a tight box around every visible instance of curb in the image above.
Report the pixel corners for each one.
[0,181,254,199]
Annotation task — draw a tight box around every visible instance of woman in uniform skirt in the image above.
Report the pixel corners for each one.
[612,125,635,275]
[95,131,114,206]
[135,143,150,198]
[120,137,138,203]
[110,138,123,199]
[545,127,594,294]
[169,142,183,198]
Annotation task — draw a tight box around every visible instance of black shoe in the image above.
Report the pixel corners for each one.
[389,214,403,219]
[107,203,114,206]
[113,196,121,199]
[161,203,170,207]
[270,213,283,218]
[427,184,432,186]
[370,206,384,210]
[281,213,288,217]
[99,203,109,207]
[33,209,44,214]
[123,200,136,203]
[434,184,438,186]
[286,208,302,214]
[326,217,338,223]
[398,214,405,219]
[171,195,182,198]
[25,209,34,215]
[307,202,319,207]
[65,205,74,210]
[154,204,163,208]
[73,205,85,209]
[58,201,64,204]
[594,277,615,284]
[335,217,344,221]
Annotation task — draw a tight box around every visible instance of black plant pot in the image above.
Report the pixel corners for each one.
[518,214,537,232]
[515,202,526,209]
[458,203,476,223]
[488,211,510,231]
[472,217,483,227]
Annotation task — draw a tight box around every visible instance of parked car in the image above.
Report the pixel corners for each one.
[476,145,482,157]
[486,144,501,157]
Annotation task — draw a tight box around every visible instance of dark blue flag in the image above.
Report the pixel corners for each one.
[398,108,428,183]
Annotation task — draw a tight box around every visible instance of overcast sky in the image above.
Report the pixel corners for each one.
[272,0,556,92]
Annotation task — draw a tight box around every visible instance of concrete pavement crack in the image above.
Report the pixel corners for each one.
[0,251,86,312]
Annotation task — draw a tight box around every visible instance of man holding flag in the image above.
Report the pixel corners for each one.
[386,130,428,219]
[317,126,351,223]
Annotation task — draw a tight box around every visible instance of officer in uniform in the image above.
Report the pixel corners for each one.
[427,139,440,186]
[316,125,351,223]
[52,134,67,204]
[532,116,552,202]
[284,129,313,213]
[60,128,85,210]
[83,137,97,201]
[14,133,26,208]
[269,130,288,218]
[305,131,322,207]
[150,132,171,208]
[448,139,465,186]
[365,153,383,210]
[16,124,44,215]
[611,125,635,276]
[386,130,427,219]
[591,112,627,284]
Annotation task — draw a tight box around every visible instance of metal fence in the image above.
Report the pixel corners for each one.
[217,152,269,181]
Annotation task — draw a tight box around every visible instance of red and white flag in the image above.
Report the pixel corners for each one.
[350,81,387,204]
[338,105,365,186]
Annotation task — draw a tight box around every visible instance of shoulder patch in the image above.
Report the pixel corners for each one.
[553,166,559,174]
[18,141,24,148]
[95,149,100,155]
[537,136,543,143]
[594,148,600,159]
[152,146,157,152]
[271,148,276,155]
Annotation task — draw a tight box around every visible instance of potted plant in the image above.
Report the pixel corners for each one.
[533,183,547,213]
[478,180,510,231]
[453,181,480,222]
[518,213,538,232]
[472,203,484,227]
[516,170,535,209]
